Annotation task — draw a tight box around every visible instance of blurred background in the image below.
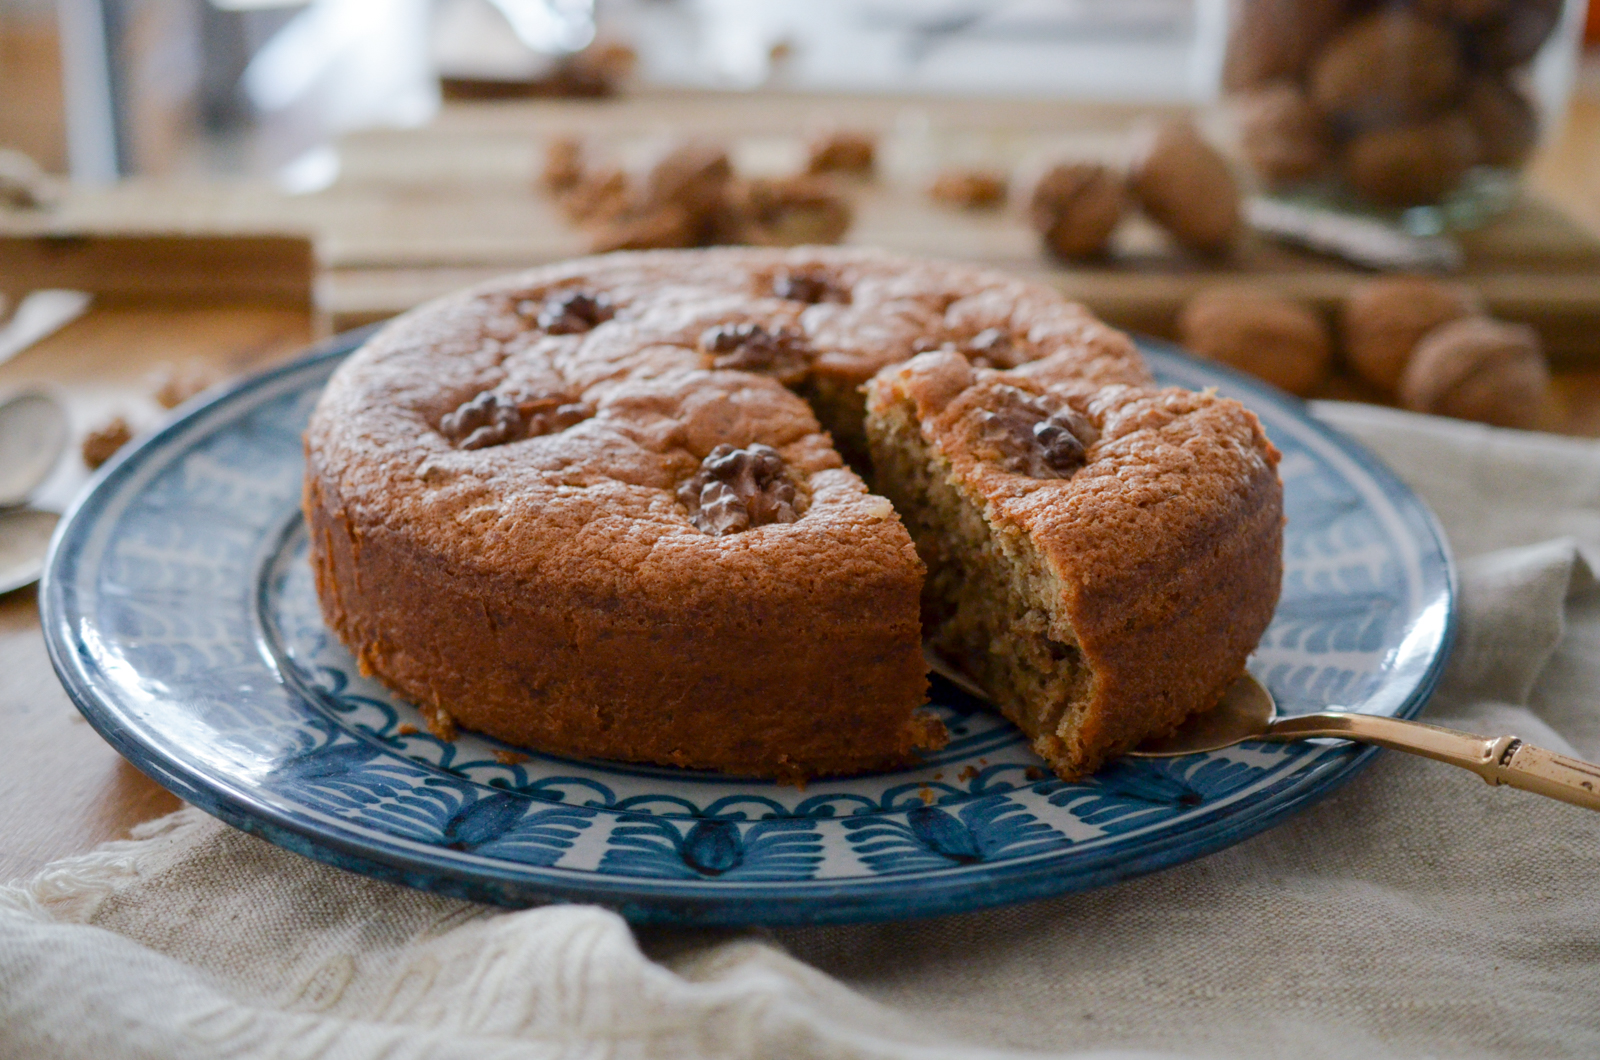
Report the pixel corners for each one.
[5,0,1244,181]
[1,0,1591,187]
[4,0,1600,485]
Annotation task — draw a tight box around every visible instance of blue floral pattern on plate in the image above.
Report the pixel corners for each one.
[41,331,1454,924]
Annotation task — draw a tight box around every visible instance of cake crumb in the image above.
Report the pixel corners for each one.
[492,749,529,765]
[152,360,224,409]
[917,785,936,805]
[1024,766,1047,781]
[82,416,132,469]
[958,765,979,782]
[860,496,896,521]
[397,723,419,736]
[422,705,458,741]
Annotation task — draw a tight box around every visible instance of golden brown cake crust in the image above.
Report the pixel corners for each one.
[304,245,1278,781]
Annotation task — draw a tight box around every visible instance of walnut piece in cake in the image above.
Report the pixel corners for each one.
[968,384,1099,479]
[771,268,850,305]
[677,443,809,536]
[531,290,614,333]
[439,389,590,450]
[699,322,812,385]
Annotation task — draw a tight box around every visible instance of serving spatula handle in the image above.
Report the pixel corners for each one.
[1260,712,1600,812]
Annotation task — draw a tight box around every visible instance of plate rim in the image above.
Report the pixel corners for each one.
[39,329,1457,924]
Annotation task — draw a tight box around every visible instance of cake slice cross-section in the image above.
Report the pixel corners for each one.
[864,349,1284,780]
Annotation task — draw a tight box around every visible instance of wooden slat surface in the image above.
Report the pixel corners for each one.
[0,234,314,307]
[5,91,1600,358]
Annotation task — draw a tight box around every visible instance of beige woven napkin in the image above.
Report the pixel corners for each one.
[4,402,1600,1060]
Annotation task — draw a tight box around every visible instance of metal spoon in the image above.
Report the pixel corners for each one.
[0,507,59,595]
[926,653,1600,812]
[0,390,69,595]
[0,390,68,507]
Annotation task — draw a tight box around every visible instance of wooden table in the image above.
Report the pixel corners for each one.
[4,87,1600,884]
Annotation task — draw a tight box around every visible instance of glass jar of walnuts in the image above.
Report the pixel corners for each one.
[1220,0,1586,230]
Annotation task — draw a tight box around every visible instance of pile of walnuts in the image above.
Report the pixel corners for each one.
[1225,0,1558,206]
[542,133,864,254]
[1026,119,1243,261]
[1178,275,1549,429]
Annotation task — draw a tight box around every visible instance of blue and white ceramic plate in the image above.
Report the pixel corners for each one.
[42,330,1453,925]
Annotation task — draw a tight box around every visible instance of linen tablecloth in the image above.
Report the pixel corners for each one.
[4,401,1599,1060]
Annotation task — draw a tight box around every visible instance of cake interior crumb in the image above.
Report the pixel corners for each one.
[868,398,1096,773]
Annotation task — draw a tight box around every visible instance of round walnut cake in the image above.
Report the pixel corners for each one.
[304,247,1283,782]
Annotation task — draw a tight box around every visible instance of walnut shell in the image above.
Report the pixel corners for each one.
[806,131,876,176]
[1342,111,1480,207]
[1222,0,1351,92]
[587,204,699,253]
[733,176,853,246]
[1311,10,1465,130]
[560,166,630,224]
[541,136,584,194]
[1342,276,1483,393]
[1463,74,1540,168]
[1467,0,1562,69]
[1178,287,1331,396]
[1128,121,1240,255]
[1412,0,1508,24]
[928,168,1008,210]
[644,142,733,215]
[1029,162,1124,259]
[1399,317,1548,428]
[1237,82,1334,186]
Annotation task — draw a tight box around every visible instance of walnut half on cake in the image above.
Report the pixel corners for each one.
[865,349,1284,780]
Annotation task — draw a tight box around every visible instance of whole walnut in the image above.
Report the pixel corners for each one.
[1128,121,1240,255]
[645,142,733,216]
[1399,317,1548,428]
[1342,111,1480,207]
[1029,162,1124,260]
[1341,276,1483,393]
[1237,82,1334,186]
[1468,0,1562,69]
[1222,0,1350,91]
[1463,74,1540,168]
[1178,287,1331,396]
[1311,10,1465,130]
